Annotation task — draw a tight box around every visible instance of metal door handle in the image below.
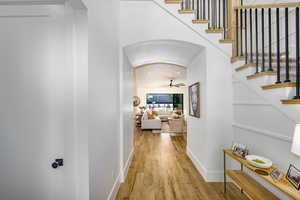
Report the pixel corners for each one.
[52,159,64,169]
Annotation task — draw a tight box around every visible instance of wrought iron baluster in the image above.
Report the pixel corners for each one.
[284,7,290,82]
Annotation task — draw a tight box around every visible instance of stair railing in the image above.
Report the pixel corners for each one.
[234,3,300,99]
[179,0,241,41]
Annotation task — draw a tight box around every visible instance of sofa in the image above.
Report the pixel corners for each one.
[152,108,173,122]
[141,110,161,130]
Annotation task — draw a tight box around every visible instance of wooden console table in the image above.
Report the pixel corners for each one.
[223,149,300,200]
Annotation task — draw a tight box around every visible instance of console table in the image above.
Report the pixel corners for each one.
[223,149,300,200]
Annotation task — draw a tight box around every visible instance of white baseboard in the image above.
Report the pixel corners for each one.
[187,147,223,182]
[186,147,208,180]
[107,149,134,200]
[107,173,121,200]
[123,149,134,181]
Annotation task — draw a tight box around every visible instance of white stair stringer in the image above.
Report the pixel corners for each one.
[152,0,232,57]
[232,60,300,123]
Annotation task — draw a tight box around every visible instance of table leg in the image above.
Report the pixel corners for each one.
[224,151,227,193]
[241,163,244,194]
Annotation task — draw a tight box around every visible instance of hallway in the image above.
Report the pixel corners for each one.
[116,129,249,200]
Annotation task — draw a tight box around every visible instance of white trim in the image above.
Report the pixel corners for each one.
[0,0,65,5]
[0,15,50,18]
[107,173,121,200]
[122,149,134,182]
[186,147,207,180]
[119,52,125,182]
[233,101,271,106]
[186,147,223,182]
[232,123,292,142]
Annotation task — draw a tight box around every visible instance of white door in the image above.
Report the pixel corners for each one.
[0,7,70,200]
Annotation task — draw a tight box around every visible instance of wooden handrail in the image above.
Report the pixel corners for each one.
[229,0,241,57]
[235,2,300,9]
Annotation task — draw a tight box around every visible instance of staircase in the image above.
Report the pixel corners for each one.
[163,0,300,105]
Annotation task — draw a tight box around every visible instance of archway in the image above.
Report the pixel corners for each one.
[119,39,206,181]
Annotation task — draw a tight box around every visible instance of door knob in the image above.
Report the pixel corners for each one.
[52,162,59,169]
[52,159,64,169]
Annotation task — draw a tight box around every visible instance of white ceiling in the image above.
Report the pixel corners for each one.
[125,40,203,67]
[0,0,86,8]
[135,63,186,89]
[0,0,65,5]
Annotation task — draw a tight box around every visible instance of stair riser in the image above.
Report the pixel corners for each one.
[248,75,277,86]
[236,67,256,76]
[237,66,299,80]
[260,75,298,83]
[263,87,296,99]
[255,66,298,74]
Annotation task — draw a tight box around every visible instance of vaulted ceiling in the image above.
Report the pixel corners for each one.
[124,39,203,67]
[135,63,186,89]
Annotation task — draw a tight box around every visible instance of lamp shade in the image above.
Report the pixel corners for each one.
[291,124,300,156]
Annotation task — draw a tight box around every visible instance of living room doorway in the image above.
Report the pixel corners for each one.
[133,63,187,135]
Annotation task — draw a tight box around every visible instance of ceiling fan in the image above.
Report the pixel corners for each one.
[169,80,185,88]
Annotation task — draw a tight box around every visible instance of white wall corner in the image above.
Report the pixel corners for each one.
[107,173,121,200]
[187,147,223,182]
[122,149,134,182]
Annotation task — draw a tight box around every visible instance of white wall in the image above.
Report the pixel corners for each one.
[232,1,300,199]
[232,79,299,199]
[121,0,233,181]
[121,53,134,180]
[0,3,89,200]
[186,51,209,172]
[72,8,89,200]
[82,0,121,199]
[0,4,77,200]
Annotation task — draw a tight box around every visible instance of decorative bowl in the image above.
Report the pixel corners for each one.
[245,155,272,169]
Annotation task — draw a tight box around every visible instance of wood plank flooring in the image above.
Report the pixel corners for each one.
[116,128,249,200]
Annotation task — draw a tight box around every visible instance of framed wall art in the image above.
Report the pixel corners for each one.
[189,82,200,118]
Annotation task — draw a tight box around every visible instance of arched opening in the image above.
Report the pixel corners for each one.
[119,39,207,184]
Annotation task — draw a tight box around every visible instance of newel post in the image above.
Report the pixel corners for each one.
[228,0,241,57]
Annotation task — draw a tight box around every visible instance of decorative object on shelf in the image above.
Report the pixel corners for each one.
[232,142,249,158]
[133,96,141,107]
[189,82,200,118]
[291,124,300,156]
[245,155,273,169]
[286,164,300,190]
[270,168,283,181]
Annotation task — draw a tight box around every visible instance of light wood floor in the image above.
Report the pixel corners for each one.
[116,128,249,200]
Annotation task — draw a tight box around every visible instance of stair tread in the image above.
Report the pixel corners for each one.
[220,39,233,43]
[192,19,209,23]
[281,99,300,104]
[246,71,276,80]
[231,56,246,63]
[205,28,224,33]
[165,0,182,3]
[262,82,296,90]
[178,10,196,14]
